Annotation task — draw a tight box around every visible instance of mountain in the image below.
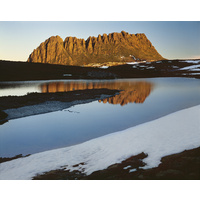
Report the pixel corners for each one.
[27,31,164,66]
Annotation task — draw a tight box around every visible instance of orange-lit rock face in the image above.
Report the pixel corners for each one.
[40,81,153,105]
[28,31,164,65]
[98,82,153,105]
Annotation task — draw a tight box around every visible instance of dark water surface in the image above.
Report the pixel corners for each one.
[0,78,200,157]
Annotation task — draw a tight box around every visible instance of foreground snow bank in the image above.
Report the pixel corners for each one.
[0,105,200,180]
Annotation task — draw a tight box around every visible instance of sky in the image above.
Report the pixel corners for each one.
[0,21,200,61]
[0,0,200,62]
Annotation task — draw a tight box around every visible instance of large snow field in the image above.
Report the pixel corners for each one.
[0,105,200,180]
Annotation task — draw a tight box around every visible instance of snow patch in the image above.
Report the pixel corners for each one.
[129,168,137,173]
[0,105,200,180]
[190,68,200,71]
[172,66,179,69]
[123,165,132,170]
[100,66,109,69]
[179,64,200,71]
[180,60,200,64]
[128,61,146,65]
[182,73,200,75]
[138,65,147,68]
[189,72,200,75]
[132,65,148,68]
[127,62,139,65]
[132,65,139,68]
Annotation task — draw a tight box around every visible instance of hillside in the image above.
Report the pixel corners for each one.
[1,59,200,81]
[27,31,164,66]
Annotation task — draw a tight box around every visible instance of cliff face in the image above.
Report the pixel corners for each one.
[28,31,164,66]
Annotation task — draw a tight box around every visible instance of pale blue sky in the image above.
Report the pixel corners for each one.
[0,21,200,61]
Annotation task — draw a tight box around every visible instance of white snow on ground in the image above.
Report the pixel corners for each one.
[189,69,200,71]
[172,66,179,69]
[182,73,200,75]
[137,65,147,68]
[0,105,200,180]
[123,165,131,170]
[179,64,200,71]
[132,65,152,69]
[189,73,200,75]
[127,62,139,65]
[127,61,146,65]
[100,66,109,69]
[129,168,137,173]
[180,60,200,64]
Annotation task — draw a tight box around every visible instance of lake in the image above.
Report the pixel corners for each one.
[0,77,200,157]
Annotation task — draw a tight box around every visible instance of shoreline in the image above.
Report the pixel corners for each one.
[0,89,120,122]
[1,104,199,180]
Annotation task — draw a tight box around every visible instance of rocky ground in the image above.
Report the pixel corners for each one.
[33,147,200,180]
[0,154,31,164]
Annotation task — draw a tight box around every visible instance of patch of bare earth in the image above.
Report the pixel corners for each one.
[33,147,200,180]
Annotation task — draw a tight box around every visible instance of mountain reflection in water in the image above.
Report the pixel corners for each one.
[41,81,153,106]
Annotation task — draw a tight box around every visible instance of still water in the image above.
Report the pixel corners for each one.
[0,78,200,157]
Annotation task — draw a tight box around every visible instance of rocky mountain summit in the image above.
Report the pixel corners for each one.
[27,31,164,66]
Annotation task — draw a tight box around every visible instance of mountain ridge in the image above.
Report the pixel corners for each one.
[27,31,164,66]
